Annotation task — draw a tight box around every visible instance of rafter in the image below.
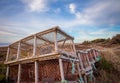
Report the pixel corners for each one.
[36,36,54,44]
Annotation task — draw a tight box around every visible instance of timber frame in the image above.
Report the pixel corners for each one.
[5,26,79,83]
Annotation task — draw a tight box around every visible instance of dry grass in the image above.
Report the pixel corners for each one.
[95,46,120,83]
[101,47,120,72]
[75,44,120,83]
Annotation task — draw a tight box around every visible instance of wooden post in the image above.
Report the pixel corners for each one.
[72,40,76,53]
[77,63,84,83]
[86,53,91,65]
[59,59,64,81]
[54,30,58,52]
[6,47,10,61]
[93,50,97,60]
[89,50,95,63]
[17,64,21,83]
[17,42,21,59]
[6,65,9,82]
[33,35,37,56]
[35,61,38,83]
[78,53,84,70]
[96,50,99,57]
[84,75,88,83]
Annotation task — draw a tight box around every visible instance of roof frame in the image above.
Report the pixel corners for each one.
[9,26,74,47]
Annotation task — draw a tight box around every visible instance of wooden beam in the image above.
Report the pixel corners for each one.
[77,63,83,83]
[57,38,69,42]
[17,42,21,59]
[84,75,88,83]
[36,26,58,36]
[5,53,60,65]
[17,64,21,83]
[59,58,65,81]
[86,53,91,65]
[93,49,97,60]
[35,61,38,83]
[77,52,84,70]
[10,35,33,47]
[57,27,74,40]
[6,47,10,62]
[9,46,18,50]
[61,55,79,62]
[21,41,33,47]
[36,36,53,44]
[89,51,95,63]
[72,40,76,53]
[6,65,9,82]
[33,35,37,56]
[54,29,58,52]
[21,35,34,42]
[62,40,66,47]
[35,37,54,51]
[9,41,19,47]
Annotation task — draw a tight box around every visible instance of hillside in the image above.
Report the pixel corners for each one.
[81,34,120,47]
[76,34,120,83]
[74,45,120,83]
[95,46,120,83]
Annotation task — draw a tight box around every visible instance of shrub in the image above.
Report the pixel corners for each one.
[99,56,113,72]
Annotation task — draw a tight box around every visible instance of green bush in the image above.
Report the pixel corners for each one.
[91,39,107,43]
[99,57,113,72]
[110,34,120,45]
[82,41,90,45]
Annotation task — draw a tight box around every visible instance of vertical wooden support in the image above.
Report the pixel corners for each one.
[59,59,64,81]
[33,35,37,56]
[54,30,58,52]
[89,50,95,63]
[96,50,99,56]
[72,40,76,53]
[72,39,84,82]
[17,64,21,83]
[6,47,10,61]
[78,53,84,70]
[6,65,9,81]
[77,63,84,83]
[17,42,21,59]
[93,49,97,60]
[86,53,91,65]
[84,75,88,83]
[35,61,38,83]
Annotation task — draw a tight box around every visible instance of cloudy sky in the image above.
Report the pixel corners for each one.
[0,0,120,46]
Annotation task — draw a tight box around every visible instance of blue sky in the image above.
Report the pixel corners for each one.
[0,0,120,46]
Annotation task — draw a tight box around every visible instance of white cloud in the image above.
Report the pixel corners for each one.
[21,0,48,12]
[68,3,94,25]
[69,0,120,26]
[0,0,120,45]
[69,3,76,14]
